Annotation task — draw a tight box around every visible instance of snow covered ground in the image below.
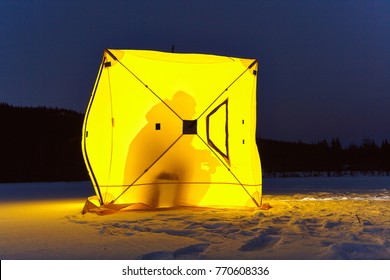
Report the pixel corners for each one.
[0,177,389,260]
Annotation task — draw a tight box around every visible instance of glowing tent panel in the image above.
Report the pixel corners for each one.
[82,49,262,210]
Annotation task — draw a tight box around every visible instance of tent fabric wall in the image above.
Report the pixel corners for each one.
[82,49,262,210]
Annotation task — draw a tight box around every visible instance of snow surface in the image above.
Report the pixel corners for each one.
[0,177,389,260]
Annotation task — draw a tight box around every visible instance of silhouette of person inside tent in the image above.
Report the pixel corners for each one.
[122,91,220,208]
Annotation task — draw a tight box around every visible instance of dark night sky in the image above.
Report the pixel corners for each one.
[1,0,389,145]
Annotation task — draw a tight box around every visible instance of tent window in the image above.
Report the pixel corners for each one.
[206,99,229,164]
[183,120,197,134]
[155,123,161,130]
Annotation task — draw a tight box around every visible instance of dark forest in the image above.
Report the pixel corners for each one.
[258,138,390,176]
[0,103,87,182]
[0,103,389,182]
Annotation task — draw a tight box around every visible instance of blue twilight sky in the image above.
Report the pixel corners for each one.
[1,0,389,145]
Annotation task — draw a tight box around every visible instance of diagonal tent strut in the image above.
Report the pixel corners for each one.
[195,135,260,207]
[105,49,186,203]
[196,59,260,207]
[197,59,258,120]
[104,50,259,206]
[112,135,184,203]
[105,49,183,121]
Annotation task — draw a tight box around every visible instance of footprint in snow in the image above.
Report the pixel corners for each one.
[239,233,280,251]
[173,243,210,258]
[138,243,210,260]
[139,251,173,260]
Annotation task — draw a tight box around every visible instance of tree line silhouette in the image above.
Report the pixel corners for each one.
[0,103,88,182]
[258,138,390,177]
[0,103,389,182]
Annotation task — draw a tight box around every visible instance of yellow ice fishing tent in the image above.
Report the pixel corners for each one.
[82,49,262,212]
